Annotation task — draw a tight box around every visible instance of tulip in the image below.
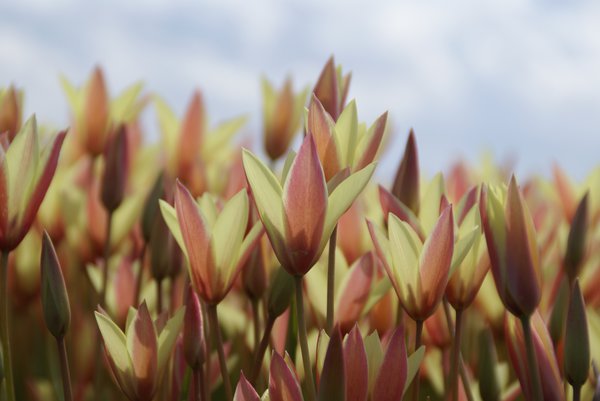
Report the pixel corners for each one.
[262,77,308,161]
[40,231,73,401]
[0,115,65,401]
[94,302,184,401]
[0,86,22,141]
[161,183,263,399]
[505,312,564,401]
[243,133,375,278]
[368,205,454,322]
[564,280,590,401]
[564,193,589,285]
[308,94,387,182]
[313,56,351,121]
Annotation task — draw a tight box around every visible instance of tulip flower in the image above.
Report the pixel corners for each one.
[313,56,351,121]
[243,133,375,277]
[0,86,22,141]
[368,204,454,322]
[262,77,308,161]
[94,302,184,401]
[161,183,263,399]
[61,67,145,157]
[505,312,564,401]
[308,94,387,182]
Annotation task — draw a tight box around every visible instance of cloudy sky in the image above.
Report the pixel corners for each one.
[1,0,599,181]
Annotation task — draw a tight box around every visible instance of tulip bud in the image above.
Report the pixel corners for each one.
[564,193,589,284]
[549,278,569,345]
[183,286,205,370]
[478,328,500,401]
[101,125,128,213]
[141,172,165,243]
[40,231,71,339]
[313,56,351,121]
[318,327,345,401]
[242,241,267,300]
[391,129,420,214]
[0,86,22,141]
[267,268,295,319]
[84,67,110,156]
[150,215,170,282]
[565,280,590,387]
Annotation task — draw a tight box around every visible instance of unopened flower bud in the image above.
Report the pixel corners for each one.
[101,125,128,213]
[183,286,205,370]
[40,231,71,339]
[391,130,420,214]
[141,172,164,243]
[565,280,590,387]
[564,193,589,284]
[0,86,22,141]
[267,268,294,319]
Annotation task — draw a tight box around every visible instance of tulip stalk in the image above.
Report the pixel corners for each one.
[326,226,338,334]
[133,243,147,306]
[450,308,463,401]
[295,276,317,401]
[250,316,275,385]
[520,316,543,401]
[251,298,261,352]
[412,319,423,401]
[193,366,205,401]
[0,250,15,401]
[207,305,232,400]
[99,212,113,308]
[442,299,474,401]
[57,336,73,401]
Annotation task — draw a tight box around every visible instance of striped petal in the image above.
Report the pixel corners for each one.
[343,326,368,401]
[372,326,408,401]
[234,372,261,401]
[269,352,304,401]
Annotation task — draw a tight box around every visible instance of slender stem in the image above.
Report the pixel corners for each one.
[441,299,474,401]
[194,367,205,401]
[207,305,232,400]
[412,319,423,401]
[250,317,275,385]
[0,250,15,401]
[133,242,147,306]
[201,303,211,401]
[99,212,113,308]
[295,276,317,401]
[326,227,338,334]
[156,278,163,314]
[520,316,543,401]
[450,308,463,401]
[57,336,73,401]
[251,299,261,353]
[572,384,581,401]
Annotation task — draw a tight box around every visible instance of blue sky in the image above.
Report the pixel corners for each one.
[1,0,599,181]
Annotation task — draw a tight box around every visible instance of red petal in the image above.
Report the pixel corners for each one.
[308,94,340,181]
[419,204,454,317]
[269,352,304,401]
[174,181,214,302]
[343,325,368,401]
[372,326,408,401]
[234,372,260,401]
[282,134,327,275]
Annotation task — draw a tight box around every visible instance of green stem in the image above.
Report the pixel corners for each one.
[99,212,113,308]
[207,305,232,401]
[194,367,205,401]
[250,317,275,385]
[450,308,463,401]
[326,226,338,334]
[252,299,261,353]
[0,251,15,401]
[156,278,163,314]
[57,336,73,401]
[572,384,581,401]
[295,276,317,401]
[520,316,543,401]
[133,242,146,306]
[412,319,423,401]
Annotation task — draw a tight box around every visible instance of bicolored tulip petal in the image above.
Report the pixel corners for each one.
[343,326,368,401]
[158,200,186,259]
[269,352,304,401]
[126,302,158,399]
[354,111,387,171]
[505,176,541,317]
[335,100,359,168]
[313,56,340,120]
[157,307,185,377]
[95,311,136,399]
[235,372,261,401]
[335,252,375,333]
[378,185,424,239]
[174,181,214,300]
[363,331,384,395]
[282,134,327,274]
[391,130,420,214]
[318,328,345,401]
[308,94,340,180]
[372,326,408,401]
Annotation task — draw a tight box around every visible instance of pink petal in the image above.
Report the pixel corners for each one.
[178,91,205,178]
[308,94,340,181]
[282,134,327,275]
[174,181,215,302]
[343,325,368,401]
[313,57,340,120]
[419,204,454,317]
[391,130,420,214]
[269,352,304,401]
[234,372,261,401]
[372,326,408,401]
[378,186,424,240]
[355,111,388,171]
[129,302,158,400]
[336,252,375,334]
[318,328,345,401]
